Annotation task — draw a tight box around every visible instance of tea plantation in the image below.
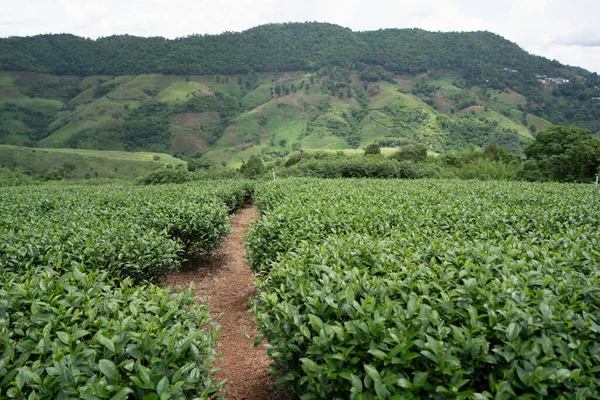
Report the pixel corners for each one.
[2,178,600,399]
[248,179,600,399]
[0,181,252,399]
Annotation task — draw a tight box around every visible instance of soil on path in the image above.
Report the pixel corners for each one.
[168,206,285,400]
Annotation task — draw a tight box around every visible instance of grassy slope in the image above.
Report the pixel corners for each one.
[0,145,184,179]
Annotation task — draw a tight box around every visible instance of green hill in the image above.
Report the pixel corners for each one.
[0,145,184,180]
[1,22,598,171]
[1,22,599,130]
[0,68,552,168]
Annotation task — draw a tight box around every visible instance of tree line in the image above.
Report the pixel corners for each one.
[0,23,567,81]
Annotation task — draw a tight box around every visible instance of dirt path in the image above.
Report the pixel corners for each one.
[168,206,283,400]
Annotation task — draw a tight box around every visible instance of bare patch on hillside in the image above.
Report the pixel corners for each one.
[455,105,484,115]
[173,112,221,128]
[395,78,413,85]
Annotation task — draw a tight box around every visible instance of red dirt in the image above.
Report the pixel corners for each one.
[173,112,221,128]
[537,120,548,130]
[395,78,413,85]
[276,95,303,106]
[455,105,484,115]
[167,206,288,400]
[171,132,205,153]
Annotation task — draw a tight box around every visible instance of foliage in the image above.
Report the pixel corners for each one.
[1,102,58,145]
[248,178,600,398]
[522,125,600,182]
[23,79,82,100]
[0,145,183,181]
[0,181,254,398]
[0,166,33,186]
[439,113,530,154]
[284,151,303,168]
[391,144,428,163]
[0,24,563,87]
[240,156,266,178]
[1,269,222,399]
[40,168,64,181]
[453,158,522,180]
[193,167,243,181]
[137,166,193,185]
[363,143,381,156]
[2,22,598,131]
[187,158,211,172]
[440,144,524,181]
[278,154,442,179]
[4,23,600,169]
[275,149,527,181]
[70,103,174,152]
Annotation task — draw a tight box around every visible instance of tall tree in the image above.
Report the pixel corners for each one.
[524,125,600,181]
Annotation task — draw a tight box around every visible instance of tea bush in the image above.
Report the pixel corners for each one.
[249,178,600,399]
[0,180,253,398]
[1,268,221,399]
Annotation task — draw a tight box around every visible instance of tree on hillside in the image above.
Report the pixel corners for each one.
[240,156,265,178]
[187,158,211,172]
[522,125,600,182]
[391,144,428,163]
[363,143,381,156]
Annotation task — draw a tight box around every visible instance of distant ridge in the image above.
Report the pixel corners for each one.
[0,22,568,79]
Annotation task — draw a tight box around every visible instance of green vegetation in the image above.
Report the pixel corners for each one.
[0,67,542,171]
[275,151,443,179]
[390,144,427,163]
[4,122,595,184]
[2,23,598,132]
[3,23,600,177]
[0,181,253,398]
[268,125,599,183]
[3,271,219,399]
[0,65,553,169]
[248,178,600,398]
[521,125,600,182]
[363,143,381,156]
[240,156,266,178]
[2,164,599,398]
[0,145,184,181]
[0,166,32,186]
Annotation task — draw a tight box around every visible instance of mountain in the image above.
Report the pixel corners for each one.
[0,22,598,167]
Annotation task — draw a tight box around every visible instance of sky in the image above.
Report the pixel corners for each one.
[1,0,600,73]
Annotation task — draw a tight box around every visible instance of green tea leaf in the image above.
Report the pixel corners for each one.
[99,359,117,381]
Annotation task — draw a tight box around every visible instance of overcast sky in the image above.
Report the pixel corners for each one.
[1,0,599,73]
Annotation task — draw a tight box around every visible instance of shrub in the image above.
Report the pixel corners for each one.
[1,267,223,399]
[390,144,428,163]
[249,179,600,398]
[363,143,381,156]
[137,167,192,185]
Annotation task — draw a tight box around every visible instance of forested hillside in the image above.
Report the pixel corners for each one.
[0,23,570,81]
[1,22,599,165]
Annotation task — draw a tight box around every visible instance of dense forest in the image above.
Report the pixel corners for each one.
[0,23,568,81]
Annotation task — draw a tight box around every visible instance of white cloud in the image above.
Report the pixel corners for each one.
[1,0,599,73]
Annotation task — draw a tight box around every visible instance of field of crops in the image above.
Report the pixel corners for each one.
[248,179,600,399]
[0,181,252,399]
